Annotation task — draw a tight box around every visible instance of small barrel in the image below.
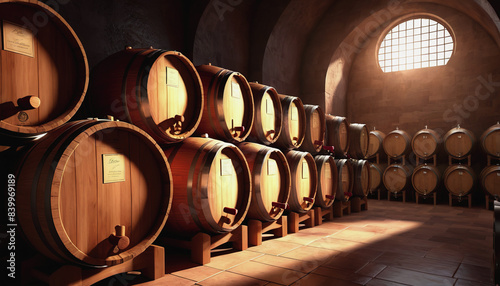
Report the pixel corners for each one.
[383,164,413,193]
[238,142,290,222]
[335,159,354,201]
[351,159,370,197]
[443,126,475,159]
[383,128,412,159]
[273,95,306,150]
[481,165,500,197]
[367,129,386,159]
[298,105,325,155]
[0,0,88,145]
[285,150,318,213]
[443,165,475,197]
[369,163,385,192]
[162,137,252,237]
[412,164,442,196]
[88,48,204,144]
[247,82,283,145]
[314,155,338,209]
[195,64,254,143]
[348,123,369,159]
[16,120,172,267]
[412,127,441,159]
[480,122,500,158]
[325,115,349,158]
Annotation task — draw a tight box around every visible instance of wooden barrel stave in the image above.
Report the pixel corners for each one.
[334,159,354,201]
[314,155,338,209]
[481,165,500,197]
[325,115,349,158]
[480,123,500,158]
[285,150,318,213]
[412,164,442,196]
[369,162,385,192]
[247,83,283,145]
[443,126,475,159]
[299,105,325,154]
[367,129,385,159]
[383,129,412,159]
[273,95,306,150]
[443,165,475,197]
[348,123,369,159]
[383,164,413,193]
[351,159,370,197]
[412,128,441,159]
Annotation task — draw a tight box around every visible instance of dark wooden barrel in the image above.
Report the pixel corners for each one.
[325,115,349,158]
[195,64,254,143]
[383,128,412,159]
[348,123,369,159]
[162,137,252,237]
[412,164,442,196]
[298,105,325,155]
[480,122,500,158]
[351,159,370,197]
[88,48,203,144]
[16,120,172,267]
[412,127,441,159]
[334,159,354,201]
[273,95,306,150]
[0,0,88,145]
[481,165,500,197]
[314,155,338,209]
[367,129,385,159]
[238,142,290,222]
[443,165,475,197]
[369,163,385,192]
[285,150,318,213]
[383,164,413,194]
[443,126,475,159]
[247,82,283,145]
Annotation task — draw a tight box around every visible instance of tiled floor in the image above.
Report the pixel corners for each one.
[124,199,494,285]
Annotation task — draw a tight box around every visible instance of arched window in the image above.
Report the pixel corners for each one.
[378,18,454,73]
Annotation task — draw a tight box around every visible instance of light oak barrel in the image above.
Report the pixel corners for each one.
[443,126,475,159]
[162,137,252,237]
[247,82,283,145]
[348,123,369,159]
[481,165,500,197]
[412,127,441,159]
[383,128,412,159]
[238,142,290,222]
[367,129,386,159]
[285,150,318,213]
[16,120,172,267]
[443,165,475,197]
[383,164,414,194]
[314,155,338,209]
[351,159,370,197]
[334,159,354,200]
[298,105,325,155]
[412,164,442,196]
[273,95,306,150]
[195,64,254,143]
[88,48,203,144]
[369,162,385,192]
[325,115,349,158]
[480,123,500,158]
[0,0,88,144]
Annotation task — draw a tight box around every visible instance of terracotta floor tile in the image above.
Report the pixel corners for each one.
[374,252,460,276]
[321,255,370,272]
[197,271,267,286]
[454,263,493,284]
[454,278,494,286]
[366,278,411,285]
[290,273,361,286]
[356,262,388,277]
[246,240,302,256]
[252,254,320,273]
[308,236,364,252]
[424,246,465,263]
[336,248,384,261]
[376,266,456,286]
[329,229,383,243]
[312,266,372,284]
[137,274,196,286]
[276,232,325,245]
[170,265,221,282]
[228,261,306,285]
[205,250,264,270]
[279,245,340,263]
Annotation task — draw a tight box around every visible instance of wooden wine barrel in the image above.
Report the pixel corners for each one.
[285,150,318,213]
[480,122,500,158]
[0,0,88,145]
[298,105,325,155]
[351,159,370,197]
[443,165,475,197]
[273,95,306,150]
[247,82,283,145]
[367,129,386,159]
[334,159,354,201]
[348,123,369,159]
[383,164,413,193]
[481,165,500,197]
[412,127,441,159]
[443,126,475,159]
[195,64,254,143]
[383,128,411,159]
[369,163,385,192]
[162,137,252,237]
[325,115,349,158]
[16,120,172,267]
[238,142,290,222]
[314,155,338,209]
[88,48,203,144]
[412,164,442,196]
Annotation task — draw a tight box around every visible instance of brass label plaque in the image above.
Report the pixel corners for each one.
[267,159,277,176]
[231,82,242,99]
[166,67,179,87]
[301,160,309,179]
[102,154,126,184]
[220,159,233,176]
[2,21,34,57]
